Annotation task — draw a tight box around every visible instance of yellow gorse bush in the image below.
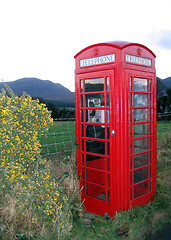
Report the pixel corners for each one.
[0,86,72,239]
[0,86,52,182]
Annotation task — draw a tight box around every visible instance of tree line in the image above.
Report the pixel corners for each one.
[157,88,171,113]
[37,98,75,119]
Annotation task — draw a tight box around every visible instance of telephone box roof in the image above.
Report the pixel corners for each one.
[74,41,156,58]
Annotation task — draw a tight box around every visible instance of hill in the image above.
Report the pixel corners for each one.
[0,78,75,106]
[161,77,171,89]
[157,77,168,99]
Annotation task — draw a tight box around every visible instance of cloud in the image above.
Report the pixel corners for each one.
[150,30,171,49]
[158,31,171,49]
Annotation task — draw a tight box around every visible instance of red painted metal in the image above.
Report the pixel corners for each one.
[74,41,156,217]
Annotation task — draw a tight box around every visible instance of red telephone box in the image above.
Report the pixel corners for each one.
[74,41,156,217]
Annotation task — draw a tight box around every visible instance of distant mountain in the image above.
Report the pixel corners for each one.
[157,77,167,99]
[0,78,75,105]
[161,77,171,89]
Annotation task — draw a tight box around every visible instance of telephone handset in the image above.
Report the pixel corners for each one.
[88,97,104,123]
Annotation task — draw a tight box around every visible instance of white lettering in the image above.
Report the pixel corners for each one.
[80,54,115,67]
[126,54,152,66]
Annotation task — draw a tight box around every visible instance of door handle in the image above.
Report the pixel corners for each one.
[111,129,115,137]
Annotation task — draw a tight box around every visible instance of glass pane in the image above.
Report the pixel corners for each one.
[134,109,149,122]
[82,125,84,137]
[81,95,83,107]
[82,139,84,151]
[107,142,110,155]
[106,77,109,91]
[131,187,133,200]
[134,78,148,92]
[107,110,109,123]
[81,80,83,92]
[134,94,148,107]
[134,181,148,198]
[150,180,152,192]
[86,169,105,186]
[107,189,110,202]
[130,141,133,155]
[86,140,105,155]
[81,110,84,122]
[107,173,110,187]
[86,155,105,170]
[85,125,105,139]
[130,125,133,139]
[85,78,104,92]
[107,93,109,107]
[131,172,133,185]
[85,94,104,107]
[107,126,110,139]
[134,152,149,168]
[150,79,152,92]
[134,138,149,154]
[130,77,132,91]
[85,110,105,123]
[86,183,105,201]
[134,124,149,138]
[134,167,149,184]
[130,93,133,107]
[130,109,133,122]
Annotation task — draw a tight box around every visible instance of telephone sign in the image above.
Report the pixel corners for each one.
[80,54,115,67]
[126,54,152,66]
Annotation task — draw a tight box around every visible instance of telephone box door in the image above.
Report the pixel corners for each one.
[126,70,157,205]
[76,70,115,215]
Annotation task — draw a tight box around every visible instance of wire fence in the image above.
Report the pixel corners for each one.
[157,112,171,121]
[39,121,75,158]
[39,116,171,157]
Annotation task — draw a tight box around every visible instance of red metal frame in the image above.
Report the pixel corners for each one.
[75,41,156,217]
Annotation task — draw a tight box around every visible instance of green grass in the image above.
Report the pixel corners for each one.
[157,121,171,139]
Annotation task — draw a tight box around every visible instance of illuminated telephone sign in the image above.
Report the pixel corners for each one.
[74,41,156,217]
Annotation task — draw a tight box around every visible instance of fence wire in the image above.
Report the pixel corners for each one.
[39,116,171,157]
[39,121,75,157]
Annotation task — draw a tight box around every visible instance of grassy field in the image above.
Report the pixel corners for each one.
[157,121,171,139]
[39,120,171,240]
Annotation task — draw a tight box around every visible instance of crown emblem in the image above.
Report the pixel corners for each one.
[137,47,142,55]
[94,48,99,56]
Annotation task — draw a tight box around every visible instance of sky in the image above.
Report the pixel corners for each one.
[0,0,171,92]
